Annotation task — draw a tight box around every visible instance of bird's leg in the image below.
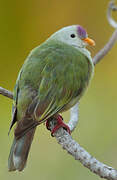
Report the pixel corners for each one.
[46,114,71,136]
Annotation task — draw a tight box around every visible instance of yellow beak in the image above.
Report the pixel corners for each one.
[83,37,95,46]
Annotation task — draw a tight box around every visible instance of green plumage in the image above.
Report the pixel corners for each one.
[16,41,92,121]
[8,25,94,171]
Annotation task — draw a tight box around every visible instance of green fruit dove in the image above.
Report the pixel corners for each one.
[8,25,95,171]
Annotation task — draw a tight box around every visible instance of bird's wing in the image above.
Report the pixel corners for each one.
[8,70,22,134]
[34,49,82,122]
[9,43,90,136]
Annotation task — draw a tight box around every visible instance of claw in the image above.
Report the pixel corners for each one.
[51,115,71,136]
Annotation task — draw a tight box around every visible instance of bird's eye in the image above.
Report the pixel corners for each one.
[70,34,76,38]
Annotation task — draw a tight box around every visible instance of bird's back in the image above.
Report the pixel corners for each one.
[14,40,93,123]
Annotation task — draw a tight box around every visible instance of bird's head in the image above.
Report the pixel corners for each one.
[49,25,95,49]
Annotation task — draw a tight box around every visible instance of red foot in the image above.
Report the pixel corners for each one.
[49,115,71,136]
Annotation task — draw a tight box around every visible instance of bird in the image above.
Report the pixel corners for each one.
[8,25,95,171]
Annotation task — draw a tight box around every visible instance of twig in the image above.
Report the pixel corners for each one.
[0,87,13,99]
[93,29,117,65]
[107,0,117,28]
[93,0,117,65]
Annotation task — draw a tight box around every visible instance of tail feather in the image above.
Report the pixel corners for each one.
[8,127,36,171]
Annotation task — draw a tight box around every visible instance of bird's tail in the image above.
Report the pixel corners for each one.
[8,127,36,171]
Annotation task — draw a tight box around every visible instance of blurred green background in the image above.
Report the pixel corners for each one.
[0,0,117,179]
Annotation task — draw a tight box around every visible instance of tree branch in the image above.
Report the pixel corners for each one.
[0,1,117,179]
[0,87,13,99]
[48,120,117,180]
[1,86,117,180]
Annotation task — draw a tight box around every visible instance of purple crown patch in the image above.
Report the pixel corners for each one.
[77,25,87,39]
